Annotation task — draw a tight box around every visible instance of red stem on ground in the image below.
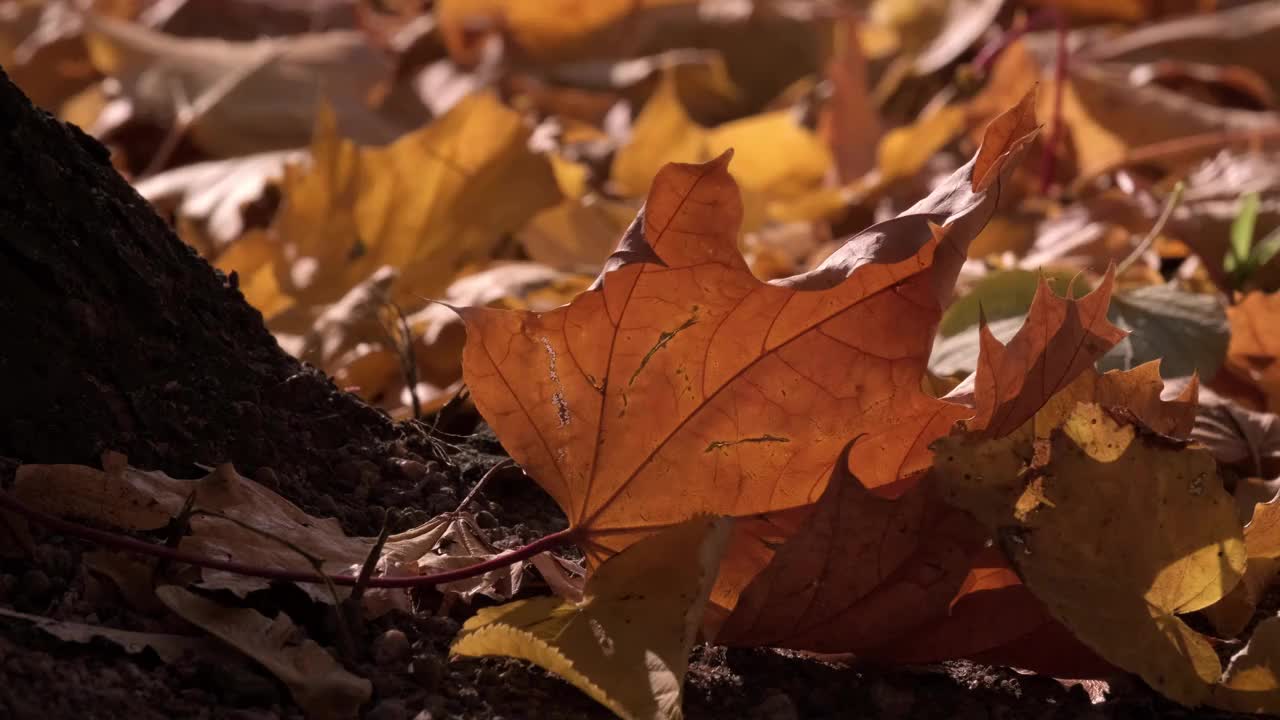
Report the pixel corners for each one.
[0,491,577,589]
[1038,7,1068,195]
[970,8,1055,76]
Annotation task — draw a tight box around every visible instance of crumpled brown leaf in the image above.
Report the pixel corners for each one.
[0,606,210,663]
[84,15,427,156]
[158,586,371,720]
[14,453,556,607]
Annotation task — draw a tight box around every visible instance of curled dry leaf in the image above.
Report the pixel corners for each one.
[157,586,371,720]
[84,15,426,156]
[451,516,732,720]
[134,149,303,254]
[460,93,1041,628]
[0,606,210,664]
[1193,386,1280,477]
[14,455,547,607]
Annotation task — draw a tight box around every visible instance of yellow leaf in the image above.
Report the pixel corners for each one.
[935,404,1246,706]
[611,75,832,230]
[1206,497,1280,637]
[876,105,966,183]
[518,195,638,271]
[451,517,732,720]
[272,92,560,312]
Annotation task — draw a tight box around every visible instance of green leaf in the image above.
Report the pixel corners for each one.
[1228,191,1262,273]
[938,270,1083,338]
[1248,226,1280,278]
[1099,284,1229,379]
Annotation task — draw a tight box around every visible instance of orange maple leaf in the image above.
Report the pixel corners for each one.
[459,92,1040,617]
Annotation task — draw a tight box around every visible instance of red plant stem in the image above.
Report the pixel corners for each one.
[0,491,577,589]
[1039,6,1068,195]
[970,8,1056,76]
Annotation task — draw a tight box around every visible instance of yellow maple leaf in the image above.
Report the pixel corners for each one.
[450,517,732,720]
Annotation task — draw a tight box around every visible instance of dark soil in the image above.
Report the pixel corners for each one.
[0,64,1264,720]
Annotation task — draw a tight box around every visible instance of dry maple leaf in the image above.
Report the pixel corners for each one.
[711,266,1129,659]
[460,92,1039,616]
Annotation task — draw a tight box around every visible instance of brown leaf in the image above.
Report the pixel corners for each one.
[819,18,881,183]
[84,15,426,156]
[157,586,371,720]
[16,457,543,607]
[0,606,210,664]
[955,270,1128,439]
[1193,386,1280,477]
[1227,291,1280,413]
[710,442,987,651]
[869,546,1110,677]
[971,84,1039,194]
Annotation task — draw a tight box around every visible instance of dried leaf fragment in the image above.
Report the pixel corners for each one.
[451,517,732,720]
[0,607,209,663]
[157,586,371,720]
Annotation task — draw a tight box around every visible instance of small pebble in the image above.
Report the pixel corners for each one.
[393,459,430,481]
[475,511,499,529]
[373,629,412,666]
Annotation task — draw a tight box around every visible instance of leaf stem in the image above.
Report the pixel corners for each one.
[0,490,577,589]
[1038,7,1068,195]
[1115,181,1186,276]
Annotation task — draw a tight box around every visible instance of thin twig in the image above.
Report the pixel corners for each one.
[1115,181,1186,276]
[153,488,198,581]
[455,459,515,514]
[0,490,576,589]
[382,300,423,421]
[139,43,280,178]
[343,510,393,653]
[349,511,393,607]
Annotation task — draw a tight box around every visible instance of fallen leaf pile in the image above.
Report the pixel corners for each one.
[8,0,1280,718]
